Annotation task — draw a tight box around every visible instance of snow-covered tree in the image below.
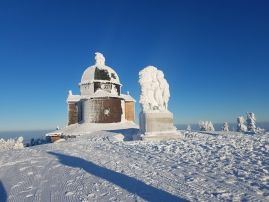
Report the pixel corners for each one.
[199,121,214,131]
[0,137,24,152]
[13,137,24,149]
[246,112,256,132]
[187,124,192,131]
[237,116,247,132]
[199,121,208,131]
[207,121,215,131]
[222,122,229,131]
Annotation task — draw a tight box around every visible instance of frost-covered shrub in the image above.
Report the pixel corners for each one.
[28,138,48,147]
[237,116,247,132]
[246,112,256,132]
[0,137,24,152]
[222,122,229,131]
[255,127,265,134]
[199,121,215,131]
[187,124,192,131]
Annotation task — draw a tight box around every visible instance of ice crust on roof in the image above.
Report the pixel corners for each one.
[67,92,135,103]
[121,94,136,102]
[67,93,81,102]
[80,52,121,85]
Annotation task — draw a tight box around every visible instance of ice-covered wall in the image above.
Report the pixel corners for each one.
[80,83,94,96]
[121,100,126,122]
[139,66,170,112]
[82,98,122,123]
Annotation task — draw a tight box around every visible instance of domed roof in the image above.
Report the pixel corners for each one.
[80,52,121,85]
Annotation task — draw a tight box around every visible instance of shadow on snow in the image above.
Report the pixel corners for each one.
[48,151,187,202]
[106,128,139,141]
[0,181,7,202]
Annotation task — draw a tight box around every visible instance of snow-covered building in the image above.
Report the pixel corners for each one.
[67,52,135,124]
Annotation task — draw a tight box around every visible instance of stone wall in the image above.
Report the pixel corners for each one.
[68,102,78,125]
[82,98,122,123]
[139,111,176,134]
[125,101,135,122]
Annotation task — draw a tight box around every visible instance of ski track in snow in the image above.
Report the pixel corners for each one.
[0,130,268,201]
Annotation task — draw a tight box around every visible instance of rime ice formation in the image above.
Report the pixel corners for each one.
[237,116,247,132]
[139,66,170,112]
[246,112,257,132]
[0,136,24,152]
[138,66,178,141]
[95,52,105,66]
[222,122,229,131]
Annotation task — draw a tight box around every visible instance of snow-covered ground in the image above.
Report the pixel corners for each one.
[0,124,268,201]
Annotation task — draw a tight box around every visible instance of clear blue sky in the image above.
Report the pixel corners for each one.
[0,0,268,131]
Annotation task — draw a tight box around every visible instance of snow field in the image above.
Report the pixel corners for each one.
[0,129,268,201]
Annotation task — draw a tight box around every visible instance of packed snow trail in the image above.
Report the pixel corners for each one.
[0,129,268,201]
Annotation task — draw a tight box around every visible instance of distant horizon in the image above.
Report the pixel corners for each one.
[1,121,269,133]
[0,0,269,131]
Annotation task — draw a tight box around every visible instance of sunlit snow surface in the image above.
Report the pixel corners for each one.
[0,127,268,201]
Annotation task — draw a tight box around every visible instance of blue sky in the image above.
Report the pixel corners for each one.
[0,0,269,131]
